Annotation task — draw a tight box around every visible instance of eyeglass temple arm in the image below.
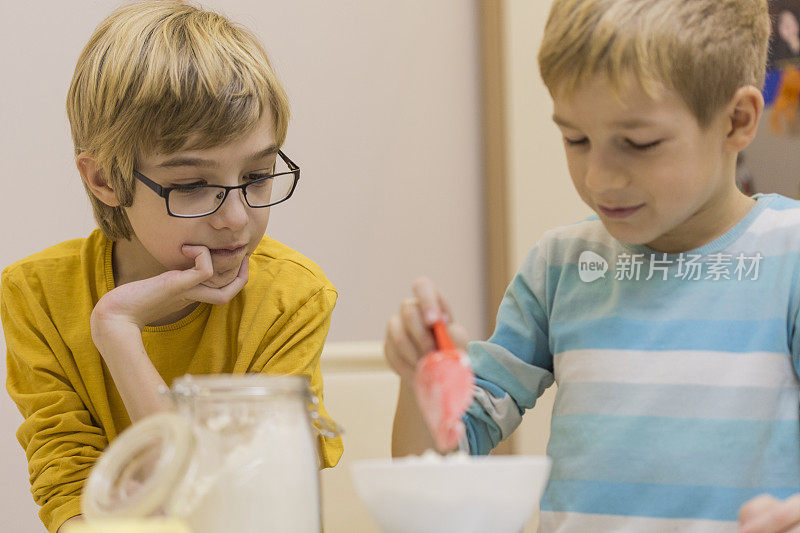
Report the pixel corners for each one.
[132,170,168,198]
[279,150,299,171]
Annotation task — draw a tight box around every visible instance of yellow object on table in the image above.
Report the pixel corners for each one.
[62,518,191,533]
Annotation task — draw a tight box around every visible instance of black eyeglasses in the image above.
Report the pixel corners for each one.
[132,150,300,218]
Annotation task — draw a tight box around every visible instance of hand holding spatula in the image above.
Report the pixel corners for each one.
[413,319,475,452]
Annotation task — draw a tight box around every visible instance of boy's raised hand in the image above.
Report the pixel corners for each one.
[384,277,469,381]
[91,244,250,332]
[739,494,800,533]
[86,244,251,423]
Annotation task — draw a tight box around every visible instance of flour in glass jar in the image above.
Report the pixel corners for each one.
[172,398,321,533]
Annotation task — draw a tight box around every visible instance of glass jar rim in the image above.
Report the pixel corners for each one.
[83,413,194,519]
[170,373,311,400]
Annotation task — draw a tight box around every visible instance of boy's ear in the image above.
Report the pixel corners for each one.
[724,85,764,152]
[76,153,120,207]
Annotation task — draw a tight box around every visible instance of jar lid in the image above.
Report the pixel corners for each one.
[62,518,191,533]
[170,373,311,399]
[83,413,194,520]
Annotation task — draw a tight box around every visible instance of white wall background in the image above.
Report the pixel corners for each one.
[0,1,485,530]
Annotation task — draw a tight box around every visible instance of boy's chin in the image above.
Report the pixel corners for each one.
[601,224,658,247]
[199,256,247,288]
[201,267,242,289]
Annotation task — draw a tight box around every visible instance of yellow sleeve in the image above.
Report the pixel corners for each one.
[1,274,108,533]
[249,287,344,469]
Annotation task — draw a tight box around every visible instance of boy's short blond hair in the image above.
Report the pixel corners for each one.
[67,0,290,240]
[538,0,770,127]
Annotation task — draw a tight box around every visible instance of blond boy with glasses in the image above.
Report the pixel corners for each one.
[1,2,342,531]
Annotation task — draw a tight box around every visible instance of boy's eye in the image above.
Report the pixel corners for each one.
[564,137,589,146]
[627,139,662,151]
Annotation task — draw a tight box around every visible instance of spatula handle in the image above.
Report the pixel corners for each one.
[432,320,456,351]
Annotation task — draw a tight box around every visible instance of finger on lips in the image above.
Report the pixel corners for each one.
[181,245,214,282]
[189,254,251,304]
[181,244,209,263]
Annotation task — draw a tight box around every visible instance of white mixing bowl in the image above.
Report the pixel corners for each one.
[350,453,551,533]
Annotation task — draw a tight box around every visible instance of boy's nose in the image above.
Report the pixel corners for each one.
[209,189,249,230]
[584,152,629,192]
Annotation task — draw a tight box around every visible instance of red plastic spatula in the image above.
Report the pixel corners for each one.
[413,319,475,452]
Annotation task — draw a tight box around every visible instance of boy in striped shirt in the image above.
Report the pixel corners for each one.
[385,0,800,531]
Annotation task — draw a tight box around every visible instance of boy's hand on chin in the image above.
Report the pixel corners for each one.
[200,262,245,289]
[738,494,800,533]
[90,244,250,333]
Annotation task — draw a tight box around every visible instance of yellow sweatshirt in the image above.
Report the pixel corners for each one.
[1,229,344,533]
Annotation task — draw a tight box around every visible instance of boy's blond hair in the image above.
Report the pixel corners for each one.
[67,0,290,240]
[538,0,770,127]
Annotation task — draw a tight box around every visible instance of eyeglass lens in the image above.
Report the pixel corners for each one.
[168,172,295,216]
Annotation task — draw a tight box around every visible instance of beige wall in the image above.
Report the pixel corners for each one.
[503,0,591,268]
[742,107,800,198]
[0,2,484,531]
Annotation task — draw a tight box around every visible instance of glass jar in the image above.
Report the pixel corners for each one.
[82,374,340,533]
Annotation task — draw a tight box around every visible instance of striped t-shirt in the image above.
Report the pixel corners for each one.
[463,193,800,532]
